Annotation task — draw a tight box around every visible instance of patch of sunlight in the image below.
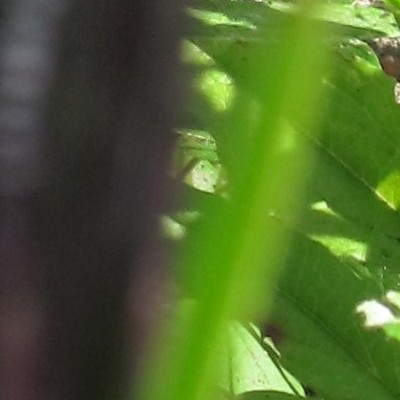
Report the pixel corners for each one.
[309,234,367,264]
[185,160,221,193]
[376,170,400,210]
[357,294,400,340]
[181,40,214,66]
[177,129,217,154]
[357,299,395,327]
[161,216,186,241]
[386,290,400,310]
[188,8,256,29]
[310,200,339,217]
[195,68,235,112]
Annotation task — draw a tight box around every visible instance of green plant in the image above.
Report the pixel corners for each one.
[142,1,400,400]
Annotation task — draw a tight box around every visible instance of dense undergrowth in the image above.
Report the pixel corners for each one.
[145,1,400,400]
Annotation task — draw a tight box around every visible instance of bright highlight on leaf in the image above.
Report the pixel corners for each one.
[195,69,235,112]
[376,170,400,210]
[309,234,368,263]
[310,200,337,216]
[356,299,396,326]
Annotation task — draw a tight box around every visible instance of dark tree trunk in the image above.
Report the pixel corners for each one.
[0,1,184,399]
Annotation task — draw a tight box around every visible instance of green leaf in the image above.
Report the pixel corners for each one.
[271,236,396,400]
[142,4,335,400]
[223,323,303,395]
[302,2,398,36]
[266,42,400,400]
[237,391,312,400]
[158,1,400,400]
